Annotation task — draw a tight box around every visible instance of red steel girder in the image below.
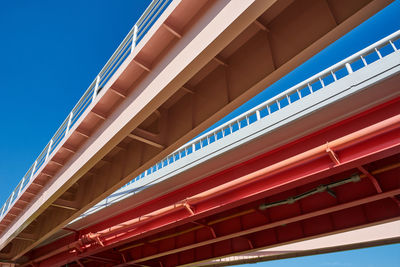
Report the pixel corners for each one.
[124,189,400,266]
[31,98,400,266]
[47,158,400,267]
[114,156,400,266]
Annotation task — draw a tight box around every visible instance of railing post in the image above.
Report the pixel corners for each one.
[276,99,281,109]
[8,192,15,209]
[375,48,382,59]
[296,89,301,99]
[286,94,291,104]
[307,83,314,93]
[331,71,337,81]
[345,63,353,74]
[4,199,9,213]
[0,204,6,218]
[131,24,138,53]
[93,75,101,101]
[230,123,234,133]
[360,55,367,66]
[17,178,25,197]
[319,77,325,87]
[256,110,261,121]
[65,112,73,136]
[389,40,397,51]
[30,161,38,180]
[45,139,53,162]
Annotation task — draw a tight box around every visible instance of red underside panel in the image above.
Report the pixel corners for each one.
[29,98,400,267]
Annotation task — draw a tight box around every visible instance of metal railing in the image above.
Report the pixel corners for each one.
[0,0,173,220]
[82,29,400,217]
[128,29,400,185]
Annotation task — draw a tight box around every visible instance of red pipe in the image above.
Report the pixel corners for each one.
[186,113,400,202]
[100,113,400,240]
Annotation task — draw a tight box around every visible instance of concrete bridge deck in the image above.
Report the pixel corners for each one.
[18,29,400,266]
[0,0,395,265]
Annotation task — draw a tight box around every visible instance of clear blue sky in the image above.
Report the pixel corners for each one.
[239,243,400,267]
[0,0,399,265]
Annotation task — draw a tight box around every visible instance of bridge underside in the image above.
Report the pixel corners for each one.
[0,0,393,263]
[26,97,400,266]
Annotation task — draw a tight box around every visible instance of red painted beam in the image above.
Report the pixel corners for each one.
[30,98,400,266]
[40,160,400,266]
[123,189,400,266]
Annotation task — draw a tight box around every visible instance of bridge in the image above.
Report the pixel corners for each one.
[0,0,398,266]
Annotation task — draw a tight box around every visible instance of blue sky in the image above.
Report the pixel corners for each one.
[0,0,151,203]
[240,243,400,267]
[0,0,399,265]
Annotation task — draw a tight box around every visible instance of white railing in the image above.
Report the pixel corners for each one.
[128,29,400,184]
[82,29,400,217]
[0,0,173,220]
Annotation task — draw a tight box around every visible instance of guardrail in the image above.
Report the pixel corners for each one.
[82,29,400,217]
[130,29,400,184]
[0,0,173,220]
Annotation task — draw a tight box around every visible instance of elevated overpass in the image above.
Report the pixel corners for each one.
[0,0,397,265]
[8,28,400,266]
